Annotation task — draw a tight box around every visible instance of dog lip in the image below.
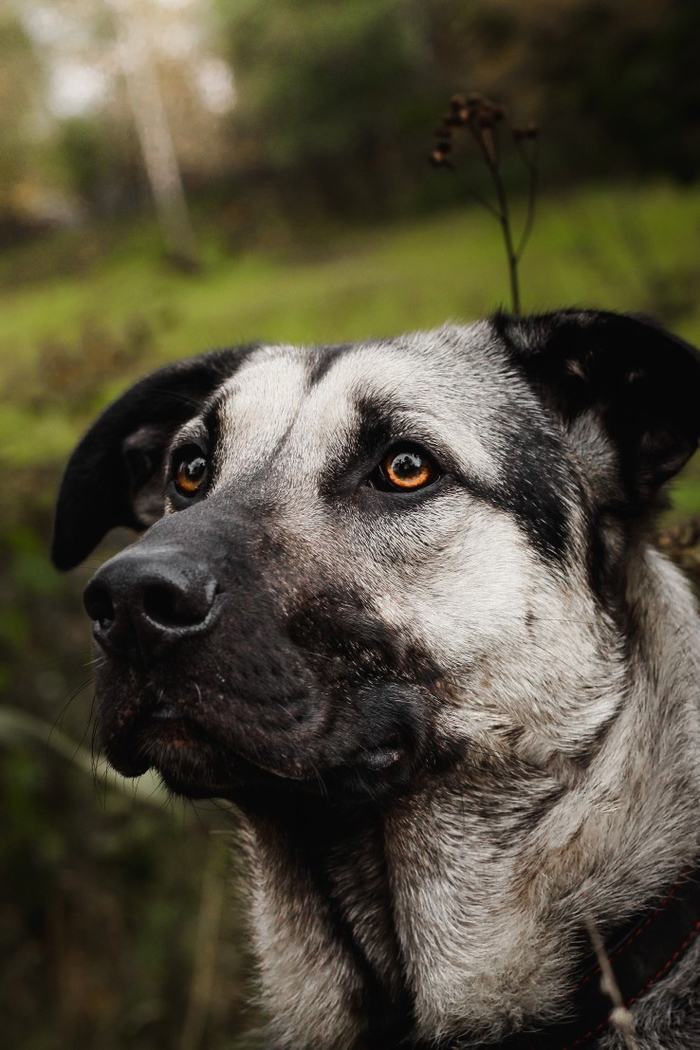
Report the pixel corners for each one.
[138,712,204,744]
[104,745,151,778]
[254,759,309,780]
[108,712,299,788]
[104,710,208,779]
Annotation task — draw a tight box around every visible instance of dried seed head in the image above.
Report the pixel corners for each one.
[450,94,466,111]
[445,107,469,127]
[429,148,449,167]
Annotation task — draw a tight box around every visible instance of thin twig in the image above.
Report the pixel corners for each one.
[447,165,503,219]
[472,125,520,314]
[514,136,539,262]
[584,914,639,1050]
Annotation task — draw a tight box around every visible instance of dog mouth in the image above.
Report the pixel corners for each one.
[101,695,411,792]
[102,699,418,800]
[105,710,291,796]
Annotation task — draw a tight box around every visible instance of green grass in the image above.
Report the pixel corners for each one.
[1,179,699,512]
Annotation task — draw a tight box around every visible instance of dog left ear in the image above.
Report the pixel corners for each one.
[496,309,700,510]
[52,347,252,571]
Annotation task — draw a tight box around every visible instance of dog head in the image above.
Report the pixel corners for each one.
[52,311,700,804]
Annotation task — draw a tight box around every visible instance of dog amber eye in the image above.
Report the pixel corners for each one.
[379,445,439,492]
[174,452,207,497]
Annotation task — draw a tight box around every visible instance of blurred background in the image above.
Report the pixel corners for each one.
[1,1,700,1047]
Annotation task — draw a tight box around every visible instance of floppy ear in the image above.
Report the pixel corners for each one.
[495,309,700,513]
[52,346,254,570]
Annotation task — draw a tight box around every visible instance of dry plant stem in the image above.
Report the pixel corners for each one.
[431,95,541,314]
[448,166,502,219]
[584,914,639,1050]
[514,137,539,261]
[493,167,521,315]
[471,125,521,315]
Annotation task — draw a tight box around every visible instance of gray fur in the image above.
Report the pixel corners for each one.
[53,312,700,1049]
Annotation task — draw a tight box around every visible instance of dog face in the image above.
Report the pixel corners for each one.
[52,311,700,807]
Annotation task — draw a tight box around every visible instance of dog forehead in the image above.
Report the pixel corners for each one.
[210,323,520,480]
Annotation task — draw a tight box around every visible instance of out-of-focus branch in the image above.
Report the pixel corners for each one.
[0,705,168,806]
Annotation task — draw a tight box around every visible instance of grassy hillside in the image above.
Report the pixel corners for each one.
[2,184,700,355]
[1,181,699,505]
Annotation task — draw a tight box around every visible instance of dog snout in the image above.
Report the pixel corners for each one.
[84,545,219,655]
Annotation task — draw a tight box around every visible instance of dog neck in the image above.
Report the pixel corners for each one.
[237,549,700,1050]
[239,798,414,1048]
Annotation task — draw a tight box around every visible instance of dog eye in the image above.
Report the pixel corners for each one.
[173,448,208,497]
[371,444,440,492]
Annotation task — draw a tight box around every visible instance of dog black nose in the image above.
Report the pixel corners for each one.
[84,545,219,655]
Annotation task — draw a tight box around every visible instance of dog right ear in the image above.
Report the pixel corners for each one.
[52,347,252,571]
[495,310,700,513]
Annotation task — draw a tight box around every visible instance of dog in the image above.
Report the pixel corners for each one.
[52,310,700,1049]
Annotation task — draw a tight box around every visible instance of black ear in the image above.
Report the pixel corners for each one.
[52,346,255,570]
[495,309,700,512]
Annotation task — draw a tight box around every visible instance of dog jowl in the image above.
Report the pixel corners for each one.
[53,311,700,1050]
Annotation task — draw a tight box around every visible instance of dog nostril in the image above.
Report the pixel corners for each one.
[142,583,212,629]
[84,581,115,628]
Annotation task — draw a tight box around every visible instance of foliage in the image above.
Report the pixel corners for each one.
[212,0,700,221]
[507,0,700,182]
[216,0,433,215]
[2,0,699,241]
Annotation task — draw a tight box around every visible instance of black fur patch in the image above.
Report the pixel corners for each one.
[199,397,224,483]
[287,586,439,692]
[318,393,396,500]
[460,424,573,563]
[307,343,352,386]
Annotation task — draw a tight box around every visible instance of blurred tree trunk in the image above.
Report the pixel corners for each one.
[106,0,199,270]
